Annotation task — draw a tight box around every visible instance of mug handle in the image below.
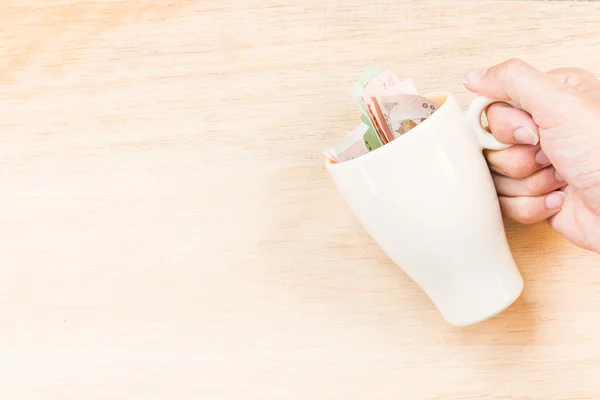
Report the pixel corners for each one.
[464,95,522,151]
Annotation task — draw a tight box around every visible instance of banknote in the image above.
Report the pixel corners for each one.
[350,68,386,151]
[360,71,419,146]
[361,70,418,103]
[350,69,419,151]
[376,93,440,138]
[324,68,441,163]
[323,122,371,162]
[362,119,385,151]
[357,65,385,87]
[366,96,395,143]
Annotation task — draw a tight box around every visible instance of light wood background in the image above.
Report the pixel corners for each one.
[1,0,600,398]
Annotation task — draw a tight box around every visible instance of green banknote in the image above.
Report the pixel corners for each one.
[360,114,381,151]
[350,66,385,151]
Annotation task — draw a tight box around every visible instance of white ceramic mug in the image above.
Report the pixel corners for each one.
[326,92,523,327]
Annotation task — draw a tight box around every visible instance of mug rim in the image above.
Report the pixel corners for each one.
[325,91,455,169]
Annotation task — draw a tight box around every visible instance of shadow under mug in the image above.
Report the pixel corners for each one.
[326,92,523,327]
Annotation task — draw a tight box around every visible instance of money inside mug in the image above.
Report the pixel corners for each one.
[323,67,442,163]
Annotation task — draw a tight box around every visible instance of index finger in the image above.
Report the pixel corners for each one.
[463,58,582,121]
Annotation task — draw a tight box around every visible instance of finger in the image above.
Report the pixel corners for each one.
[484,144,549,179]
[492,166,567,197]
[546,67,600,101]
[486,102,539,145]
[499,191,566,224]
[463,58,583,121]
[546,67,600,89]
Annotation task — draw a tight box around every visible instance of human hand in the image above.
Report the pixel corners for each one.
[463,58,600,254]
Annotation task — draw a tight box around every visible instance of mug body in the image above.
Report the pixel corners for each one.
[326,92,523,326]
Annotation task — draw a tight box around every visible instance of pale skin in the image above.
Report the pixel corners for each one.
[463,58,600,254]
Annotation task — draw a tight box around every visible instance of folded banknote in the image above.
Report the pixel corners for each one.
[324,67,441,163]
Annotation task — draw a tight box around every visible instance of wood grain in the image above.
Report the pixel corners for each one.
[1,0,600,398]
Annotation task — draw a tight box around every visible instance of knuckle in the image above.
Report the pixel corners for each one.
[505,162,533,180]
[505,58,526,69]
[501,197,539,225]
[523,171,548,195]
[501,58,527,82]
[513,203,538,224]
[571,67,598,83]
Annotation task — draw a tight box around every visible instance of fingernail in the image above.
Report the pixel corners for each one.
[554,169,565,182]
[535,149,550,165]
[545,191,566,210]
[513,127,539,145]
[463,68,488,84]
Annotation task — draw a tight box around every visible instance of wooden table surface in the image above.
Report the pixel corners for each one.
[1,0,600,398]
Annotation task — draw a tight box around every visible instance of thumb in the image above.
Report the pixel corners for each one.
[463,58,584,127]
